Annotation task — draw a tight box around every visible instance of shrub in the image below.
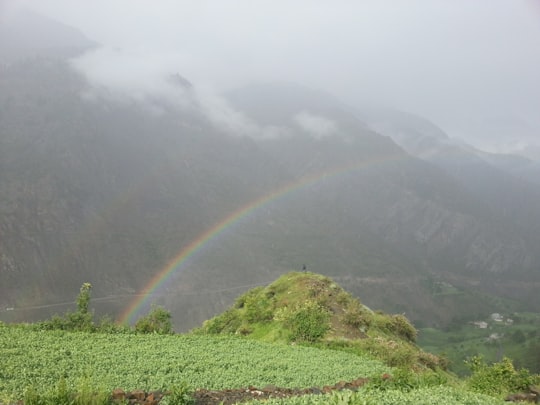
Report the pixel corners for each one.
[36,283,95,332]
[335,291,350,306]
[67,310,94,332]
[357,337,417,368]
[417,351,446,371]
[341,300,372,330]
[374,313,417,343]
[242,288,274,323]
[23,378,110,405]
[135,306,173,334]
[286,300,330,342]
[161,381,194,405]
[201,308,242,334]
[96,315,131,334]
[367,367,448,393]
[390,315,417,342]
[466,356,535,397]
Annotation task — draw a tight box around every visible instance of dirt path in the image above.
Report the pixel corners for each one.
[192,378,368,405]
[109,378,369,404]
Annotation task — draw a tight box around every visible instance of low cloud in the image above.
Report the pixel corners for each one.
[294,111,338,139]
[14,0,540,155]
[71,46,292,139]
[193,87,258,136]
[71,47,191,108]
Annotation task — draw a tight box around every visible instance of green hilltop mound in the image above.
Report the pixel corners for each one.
[1,276,537,404]
[194,271,445,371]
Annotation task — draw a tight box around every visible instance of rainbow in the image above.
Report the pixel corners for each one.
[119,151,404,324]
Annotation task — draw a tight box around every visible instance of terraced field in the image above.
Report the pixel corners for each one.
[0,323,512,404]
[0,323,389,402]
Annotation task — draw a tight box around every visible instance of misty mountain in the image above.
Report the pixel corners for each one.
[477,153,540,187]
[363,109,540,242]
[2,55,540,331]
[1,13,539,330]
[0,9,97,63]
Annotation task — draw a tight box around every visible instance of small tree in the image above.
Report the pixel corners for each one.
[77,282,92,314]
[69,282,94,331]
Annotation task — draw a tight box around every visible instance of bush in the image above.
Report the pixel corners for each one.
[242,288,274,323]
[341,300,372,330]
[466,356,535,397]
[390,315,417,342]
[357,337,417,369]
[367,368,448,393]
[95,315,131,334]
[286,300,330,343]
[417,351,447,371]
[201,308,242,334]
[135,306,173,334]
[23,378,110,405]
[36,283,95,332]
[161,381,194,405]
[374,313,417,343]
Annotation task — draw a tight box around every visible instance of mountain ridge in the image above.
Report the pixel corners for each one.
[1,49,539,331]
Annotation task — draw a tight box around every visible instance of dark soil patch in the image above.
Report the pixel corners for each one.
[2,378,369,405]
[192,378,368,405]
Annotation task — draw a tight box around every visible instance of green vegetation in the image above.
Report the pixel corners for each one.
[35,283,96,333]
[22,378,111,405]
[418,312,540,375]
[160,382,194,405]
[244,386,507,405]
[1,273,538,404]
[196,272,439,371]
[466,356,535,397]
[0,323,389,403]
[32,283,165,335]
[134,305,173,335]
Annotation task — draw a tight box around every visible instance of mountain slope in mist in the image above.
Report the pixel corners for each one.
[364,109,540,240]
[1,14,539,330]
[0,9,96,63]
[2,58,540,330]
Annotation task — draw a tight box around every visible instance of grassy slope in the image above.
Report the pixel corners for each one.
[194,271,445,371]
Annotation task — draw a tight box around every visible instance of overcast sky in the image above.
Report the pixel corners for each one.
[5,0,540,156]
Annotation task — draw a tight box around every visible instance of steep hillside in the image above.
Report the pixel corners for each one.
[364,107,540,244]
[0,58,290,310]
[1,54,540,331]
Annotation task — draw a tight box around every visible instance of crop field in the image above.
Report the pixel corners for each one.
[0,324,390,401]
